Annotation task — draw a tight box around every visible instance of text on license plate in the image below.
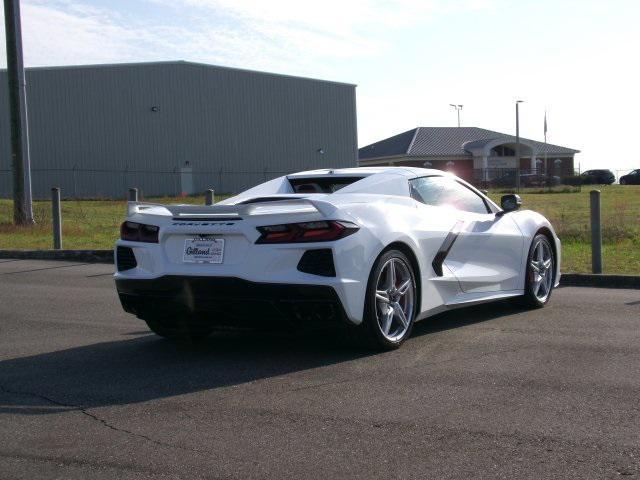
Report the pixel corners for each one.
[183,238,224,264]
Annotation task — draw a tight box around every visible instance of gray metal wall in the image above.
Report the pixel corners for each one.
[0,61,357,198]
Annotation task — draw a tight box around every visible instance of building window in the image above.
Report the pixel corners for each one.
[490,146,516,157]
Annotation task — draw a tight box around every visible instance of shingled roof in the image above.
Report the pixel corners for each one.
[358,127,579,160]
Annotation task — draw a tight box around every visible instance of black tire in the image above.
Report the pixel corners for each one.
[144,316,213,342]
[346,249,417,350]
[518,233,556,308]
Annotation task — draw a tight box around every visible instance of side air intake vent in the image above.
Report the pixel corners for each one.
[297,249,336,277]
[116,246,137,271]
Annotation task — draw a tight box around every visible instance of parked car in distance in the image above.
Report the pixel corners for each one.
[581,169,615,185]
[619,169,640,185]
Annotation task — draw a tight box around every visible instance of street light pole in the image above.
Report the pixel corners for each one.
[3,0,34,224]
[515,100,524,192]
[449,104,463,127]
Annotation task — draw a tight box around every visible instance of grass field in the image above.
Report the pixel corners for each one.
[488,185,640,274]
[1,185,639,273]
[0,194,220,251]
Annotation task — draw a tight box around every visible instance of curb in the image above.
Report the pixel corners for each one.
[560,274,640,289]
[0,249,113,264]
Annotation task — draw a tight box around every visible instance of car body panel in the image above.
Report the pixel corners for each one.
[444,211,525,293]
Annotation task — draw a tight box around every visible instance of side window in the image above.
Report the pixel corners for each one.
[439,179,490,214]
[410,176,489,214]
[409,176,447,205]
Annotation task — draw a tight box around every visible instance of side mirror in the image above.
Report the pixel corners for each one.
[498,194,522,216]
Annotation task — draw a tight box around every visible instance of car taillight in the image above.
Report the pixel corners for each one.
[120,221,159,243]
[256,220,358,244]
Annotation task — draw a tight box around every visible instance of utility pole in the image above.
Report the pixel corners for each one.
[515,100,524,191]
[449,104,463,127]
[3,0,34,224]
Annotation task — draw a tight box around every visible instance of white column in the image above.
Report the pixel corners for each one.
[530,156,537,174]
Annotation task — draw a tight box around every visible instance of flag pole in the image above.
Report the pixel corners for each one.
[543,109,548,175]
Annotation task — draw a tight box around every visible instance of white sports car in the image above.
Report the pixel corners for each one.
[115,167,560,349]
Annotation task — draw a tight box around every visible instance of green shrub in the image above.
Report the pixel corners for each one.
[562,175,583,186]
[580,175,597,185]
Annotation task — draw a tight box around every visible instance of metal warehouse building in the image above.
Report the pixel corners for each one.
[0,61,357,198]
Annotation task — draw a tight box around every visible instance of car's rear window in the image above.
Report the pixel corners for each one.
[288,176,364,193]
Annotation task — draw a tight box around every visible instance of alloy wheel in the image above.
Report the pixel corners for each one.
[374,258,415,342]
[530,238,554,302]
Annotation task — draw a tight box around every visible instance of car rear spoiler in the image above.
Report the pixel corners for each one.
[127,198,339,219]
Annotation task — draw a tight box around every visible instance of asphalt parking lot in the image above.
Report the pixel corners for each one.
[0,259,639,479]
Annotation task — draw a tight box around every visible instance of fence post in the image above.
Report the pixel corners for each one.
[128,188,138,202]
[72,164,78,199]
[205,189,215,206]
[51,187,62,250]
[590,189,602,274]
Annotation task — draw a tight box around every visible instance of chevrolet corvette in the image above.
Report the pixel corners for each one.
[114,167,560,349]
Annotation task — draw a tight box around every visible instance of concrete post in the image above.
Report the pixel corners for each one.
[128,188,138,202]
[205,189,215,206]
[51,187,62,250]
[481,155,489,181]
[590,190,602,274]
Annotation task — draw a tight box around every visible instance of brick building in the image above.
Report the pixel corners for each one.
[358,127,579,182]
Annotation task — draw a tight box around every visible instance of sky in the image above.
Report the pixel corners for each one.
[1,0,639,171]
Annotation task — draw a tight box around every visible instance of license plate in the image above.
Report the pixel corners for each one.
[183,238,224,264]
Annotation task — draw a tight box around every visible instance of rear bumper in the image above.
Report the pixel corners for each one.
[115,276,349,327]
